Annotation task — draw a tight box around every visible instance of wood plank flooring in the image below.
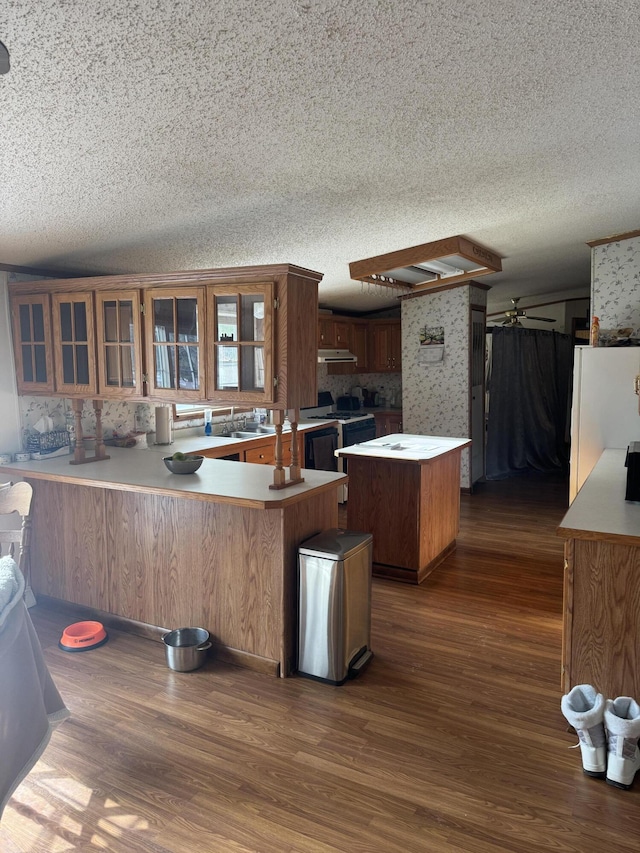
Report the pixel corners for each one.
[3,472,640,852]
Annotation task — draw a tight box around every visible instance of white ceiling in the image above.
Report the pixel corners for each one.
[2,1,639,314]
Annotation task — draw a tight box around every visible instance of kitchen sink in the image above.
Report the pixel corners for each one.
[230,430,266,439]
[242,424,276,434]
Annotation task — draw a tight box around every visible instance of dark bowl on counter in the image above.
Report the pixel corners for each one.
[163,455,204,474]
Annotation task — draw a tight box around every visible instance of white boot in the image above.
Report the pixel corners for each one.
[561,684,606,777]
[604,697,640,789]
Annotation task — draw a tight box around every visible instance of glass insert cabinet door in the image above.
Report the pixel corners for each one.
[144,287,206,401]
[95,290,143,398]
[207,284,275,404]
[10,293,55,394]
[51,292,97,395]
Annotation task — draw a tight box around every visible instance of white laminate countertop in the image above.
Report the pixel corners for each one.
[0,443,347,509]
[558,449,640,544]
[335,434,471,462]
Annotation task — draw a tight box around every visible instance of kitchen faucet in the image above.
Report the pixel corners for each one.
[221,407,238,436]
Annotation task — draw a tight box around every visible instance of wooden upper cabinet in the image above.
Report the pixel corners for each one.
[318,317,335,348]
[8,264,322,408]
[10,293,55,394]
[318,317,350,349]
[206,283,275,405]
[328,319,368,376]
[51,292,97,396]
[95,290,144,398]
[144,287,206,402]
[370,321,402,372]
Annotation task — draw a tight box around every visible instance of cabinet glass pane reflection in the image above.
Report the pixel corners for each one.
[18,302,49,386]
[213,291,266,393]
[101,299,136,388]
[153,299,175,343]
[152,296,200,392]
[216,345,238,390]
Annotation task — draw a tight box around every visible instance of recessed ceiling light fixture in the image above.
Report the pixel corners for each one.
[0,40,9,74]
[349,234,503,293]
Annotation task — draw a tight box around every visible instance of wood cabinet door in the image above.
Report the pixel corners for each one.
[351,321,369,373]
[374,414,389,438]
[144,287,206,402]
[370,321,401,372]
[318,317,336,348]
[51,292,97,396]
[95,290,144,398]
[11,293,55,394]
[389,412,403,433]
[370,324,391,372]
[389,322,402,371]
[328,319,370,376]
[334,321,350,348]
[207,283,275,405]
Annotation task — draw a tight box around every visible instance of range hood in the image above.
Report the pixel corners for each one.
[318,349,358,363]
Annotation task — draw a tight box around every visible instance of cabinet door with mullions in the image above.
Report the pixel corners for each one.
[207,283,275,404]
[96,290,144,398]
[11,293,55,394]
[51,292,97,396]
[144,287,206,401]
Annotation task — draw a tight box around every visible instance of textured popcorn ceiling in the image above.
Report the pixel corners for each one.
[1,1,639,313]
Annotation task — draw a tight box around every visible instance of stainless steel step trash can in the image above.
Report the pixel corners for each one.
[297,528,373,685]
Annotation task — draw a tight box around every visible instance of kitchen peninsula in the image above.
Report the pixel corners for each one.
[0,446,346,677]
[337,434,471,583]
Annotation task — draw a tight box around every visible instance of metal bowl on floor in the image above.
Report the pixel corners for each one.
[162,627,212,671]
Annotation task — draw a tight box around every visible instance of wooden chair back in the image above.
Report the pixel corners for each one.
[0,481,34,573]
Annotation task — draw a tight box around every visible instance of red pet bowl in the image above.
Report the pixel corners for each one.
[59,620,108,652]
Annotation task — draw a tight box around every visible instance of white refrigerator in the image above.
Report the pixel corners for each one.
[570,347,640,502]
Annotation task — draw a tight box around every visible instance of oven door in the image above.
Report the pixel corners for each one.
[304,426,339,471]
[341,417,376,448]
[338,417,376,504]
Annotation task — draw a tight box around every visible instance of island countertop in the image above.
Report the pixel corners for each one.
[0,445,347,509]
[336,433,471,462]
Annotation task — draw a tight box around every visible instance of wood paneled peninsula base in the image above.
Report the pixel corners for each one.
[558,448,640,699]
[0,450,346,677]
[337,435,471,584]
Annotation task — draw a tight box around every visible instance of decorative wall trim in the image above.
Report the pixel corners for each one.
[587,228,640,248]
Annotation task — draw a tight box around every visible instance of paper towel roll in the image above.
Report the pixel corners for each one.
[155,407,172,445]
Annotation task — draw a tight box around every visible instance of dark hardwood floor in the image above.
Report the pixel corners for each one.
[3,472,640,852]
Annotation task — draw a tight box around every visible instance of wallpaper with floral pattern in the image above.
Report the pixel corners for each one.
[401,285,486,489]
[592,235,640,329]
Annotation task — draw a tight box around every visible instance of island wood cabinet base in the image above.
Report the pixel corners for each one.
[27,478,339,677]
[373,541,457,584]
[345,450,463,584]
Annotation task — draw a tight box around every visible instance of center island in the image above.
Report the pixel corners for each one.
[0,447,346,677]
[336,434,471,584]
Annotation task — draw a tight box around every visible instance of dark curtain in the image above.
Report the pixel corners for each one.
[485,327,574,480]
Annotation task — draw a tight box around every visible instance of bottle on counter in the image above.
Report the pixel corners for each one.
[590,316,600,347]
[378,386,386,407]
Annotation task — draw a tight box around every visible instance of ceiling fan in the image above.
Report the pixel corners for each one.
[489,298,556,327]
